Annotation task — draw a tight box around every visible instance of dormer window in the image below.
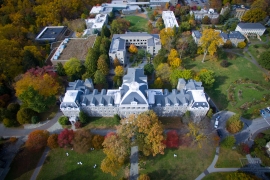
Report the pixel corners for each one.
[131,101,137,105]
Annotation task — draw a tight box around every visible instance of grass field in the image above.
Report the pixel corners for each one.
[140,145,215,180]
[124,15,148,32]
[37,149,125,180]
[183,54,270,116]
[248,44,269,59]
[215,147,244,168]
[5,147,45,180]
[84,117,120,129]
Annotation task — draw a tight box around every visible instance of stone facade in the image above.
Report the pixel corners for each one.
[60,68,210,123]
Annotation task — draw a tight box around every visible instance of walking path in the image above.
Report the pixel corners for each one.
[129,146,139,180]
[30,147,50,180]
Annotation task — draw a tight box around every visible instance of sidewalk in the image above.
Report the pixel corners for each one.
[30,147,50,180]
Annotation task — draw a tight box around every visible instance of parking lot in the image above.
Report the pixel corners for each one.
[185,0,209,8]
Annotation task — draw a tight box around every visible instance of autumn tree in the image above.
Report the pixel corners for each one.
[64,57,84,80]
[199,29,224,62]
[72,129,93,154]
[129,44,138,54]
[187,122,206,148]
[209,0,222,10]
[15,66,60,112]
[138,174,151,180]
[237,41,246,49]
[165,130,179,148]
[47,134,59,149]
[26,130,49,150]
[101,133,129,176]
[167,49,182,68]
[92,135,105,149]
[198,69,215,88]
[110,18,130,35]
[114,57,121,67]
[56,63,66,76]
[226,114,243,134]
[160,28,175,49]
[97,55,109,75]
[153,77,164,88]
[241,8,266,22]
[156,18,165,30]
[17,108,37,125]
[165,2,170,9]
[58,129,74,148]
[221,135,236,148]
[115,66,125,77]
[156,63,171,82]
[251,0,269,11]
[202,16,211,24]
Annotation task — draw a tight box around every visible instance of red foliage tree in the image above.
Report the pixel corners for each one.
[75,121,82,129]
[179,134,192,147]
[27,65,57,78]
[238,143,250,155]
[105,132,116,139]
[47,134,59,149]
[58,129,74,148]
[165,130,179,148]
[26,130,49,150]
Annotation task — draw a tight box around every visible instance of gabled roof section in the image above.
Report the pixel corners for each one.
[229,31,245,39]
[237,23,266,30]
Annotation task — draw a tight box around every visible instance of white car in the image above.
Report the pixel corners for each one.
[214,120,219,128]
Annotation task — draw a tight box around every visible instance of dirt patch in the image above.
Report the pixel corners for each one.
[135,13,147,19]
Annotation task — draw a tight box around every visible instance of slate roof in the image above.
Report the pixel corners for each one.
[192,30,202,38]
[237,23,266,30]
[229,31,245,39]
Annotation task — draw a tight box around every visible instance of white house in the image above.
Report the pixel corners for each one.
[190,9,219,21]
[162,11,179,28]
[109,32,161,65]
[60,68,210,124]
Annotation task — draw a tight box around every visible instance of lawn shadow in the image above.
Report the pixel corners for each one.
[182,58,196,69]
[54,166,98,180]
[148,168,179,180]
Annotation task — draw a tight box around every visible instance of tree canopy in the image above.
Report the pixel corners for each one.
[110,18,130,35]
[258,50,270,70]
[199,29,224,62]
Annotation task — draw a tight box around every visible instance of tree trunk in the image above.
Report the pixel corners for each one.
[202,50,207,63]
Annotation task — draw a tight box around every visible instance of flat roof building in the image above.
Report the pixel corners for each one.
[162,11,179,28]
[35,26,72,43]
[83,14,108,36]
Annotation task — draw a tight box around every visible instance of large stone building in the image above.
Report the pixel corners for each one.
[83,14,108,36]
[190,9,219,21]
[60,68,210,123]
[235,23,266,39]
[109,32,161,65]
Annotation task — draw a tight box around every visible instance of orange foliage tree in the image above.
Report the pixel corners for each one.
[72,129,93,154]
[26,130,50,150]
[114,66,125,77]
[92,134,105,150]
[129,44,138,54]
[47,134,59,149]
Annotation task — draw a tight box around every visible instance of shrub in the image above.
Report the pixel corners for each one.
[58,116,69,125]
[221,135,236,148]
[75,121,82,129]
[220,60,229,67]
[223,40,232,48]
[258,51,270,70]
[165,130,179,148]
[26,130,49,150]
[7,103,20,114]
[237,41,246,49]
[254,44,259,48]
[58,129,74,148]
[92,135,105,149]
[3,118,16,127]
[17,108,37,125]
[226,114,244,134]
[31,116,39,124]
[114,114,121,121]
[79,111,90,124]
[238,143,250,155]
[138,174,150,180]
[47,134,59,149]
[72,129,93,153]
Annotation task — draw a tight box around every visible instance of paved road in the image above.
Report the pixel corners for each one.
[129,146,139,180]
[0,111,63,137]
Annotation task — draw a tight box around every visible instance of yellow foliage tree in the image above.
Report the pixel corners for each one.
[168,49,182,68]
[187,122,206,148]
[153,77,163,88]
[165,2,170,9]
[156,63,171,82]
[129,44,138,54]
[160,28,175,48]
[199,29,224,62]
[237,41,246,49]
[114,66,125,77]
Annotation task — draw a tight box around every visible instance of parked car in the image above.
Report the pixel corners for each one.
[215,115,221,121]
[265,108,270,113]
[261,110,265,115]
[214,115,221,128]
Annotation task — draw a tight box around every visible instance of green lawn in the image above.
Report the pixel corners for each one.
[248,44,268,59]
[84,117,120,129]
[215,147,244,168]
[5,147,45,180]
[124,16,148,32]
[140,145,215,180]
[37,149,125,180]
[183,55,270,116]
[203,172,231,180]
